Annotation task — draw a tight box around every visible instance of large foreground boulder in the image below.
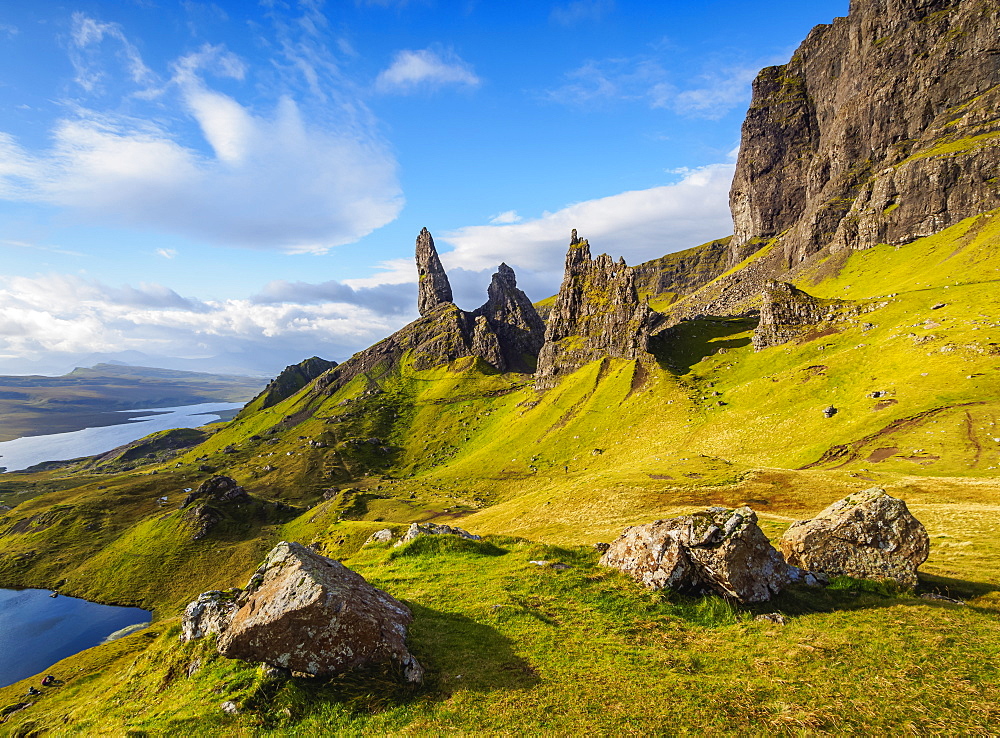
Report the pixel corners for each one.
[181,541,423,682]
[779,487,929,588]
[600,506,798,603]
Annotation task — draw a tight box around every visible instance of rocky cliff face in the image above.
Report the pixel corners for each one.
[535,231,657,389]
[730,0,1000,268]
[315,230,546,394]
[247,357,337,412]
[472,263,547,373]
[631,237,732,305]
[416,227,453,316]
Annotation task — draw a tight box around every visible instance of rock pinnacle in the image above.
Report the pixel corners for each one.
[415,227,453,316]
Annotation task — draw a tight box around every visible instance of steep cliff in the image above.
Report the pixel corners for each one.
[535,231,657,389]
[632,237,732,308]
[730,0,1000,268]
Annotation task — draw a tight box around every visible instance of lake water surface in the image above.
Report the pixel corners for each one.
[0,588,151,688]
[0,402,243,472]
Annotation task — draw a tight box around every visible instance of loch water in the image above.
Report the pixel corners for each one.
[0,402,243,473]
[0,588,151,688]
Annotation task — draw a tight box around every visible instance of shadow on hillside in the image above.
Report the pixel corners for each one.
[406,603,541,697]
[649,316,757,374]
[754,573,998,619]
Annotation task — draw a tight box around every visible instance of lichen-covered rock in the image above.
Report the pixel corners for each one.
[364,529,394,545]
[416,227,453,316]
[600,506,797,603]
[535,232,659,389]
[395,522,481,546]
[779,487,929,588]
[195,541,423,682]
[180,590,240,643]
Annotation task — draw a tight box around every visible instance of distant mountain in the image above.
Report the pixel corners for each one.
[0,363,265,441]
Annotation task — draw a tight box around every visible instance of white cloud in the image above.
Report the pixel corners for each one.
[439,163,735,285]
[376,48,480,93]
[551,0,615,26]
[156,248,177,259]
[0,13,403,255]
[489,210,521,224]
[0,273,412,374]
[0,82,403,254]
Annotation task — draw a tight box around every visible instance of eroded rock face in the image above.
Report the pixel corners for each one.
[245,357,337,413]
[779,487,929,588]
[473,263,547,372]
[183,541,423,682]
[182,476,251,540]
[600,506,796,603]
[535,232,658,389]
[180,590,239,643]
[395,522,481,546]
[416,227,453,316]
[752,281,831,349]
[730,0,1000,268]
[314,231,546,393]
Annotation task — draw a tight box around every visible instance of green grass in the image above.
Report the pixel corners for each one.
[3,210,1000,732]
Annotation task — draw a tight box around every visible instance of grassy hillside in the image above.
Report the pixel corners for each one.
[2,211,1000,733]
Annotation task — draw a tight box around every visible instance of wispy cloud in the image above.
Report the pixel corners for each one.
[489,210,521,225]
[0,15,403,254]
[0,239,85,257]
[551,0,615,26]
[69,12,156,93]
[376,48,480,93]
[156,248,177,259]
[545,53,768,119]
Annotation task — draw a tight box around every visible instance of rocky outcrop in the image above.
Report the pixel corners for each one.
[394,522,481,546]
[752,281,829,349]
[180,590,240,642]
[600,506,803,603]
[779,487,930,588]
[632,237,732,307]
[315,230,546,394]
[730,0,1000,268]
[182,541,423,682]
[182,476,251,540]
[535,232,659,389]
[245,357,337,413]
[472,264,547,372]
[416,227,453,316]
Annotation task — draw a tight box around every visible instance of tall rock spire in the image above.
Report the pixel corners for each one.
[415,227,453,316]
[473,263,546,373]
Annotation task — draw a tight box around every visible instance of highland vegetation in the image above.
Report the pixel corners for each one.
[2,0,1000,733]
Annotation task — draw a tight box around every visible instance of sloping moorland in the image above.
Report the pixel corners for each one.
[2,0,1000,733]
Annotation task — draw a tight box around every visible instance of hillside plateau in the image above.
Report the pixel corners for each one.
[1,0,1000,734]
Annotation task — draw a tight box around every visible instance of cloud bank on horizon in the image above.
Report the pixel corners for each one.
[0,1,848,375]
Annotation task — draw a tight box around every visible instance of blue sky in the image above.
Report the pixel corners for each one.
[0,0,847,376]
